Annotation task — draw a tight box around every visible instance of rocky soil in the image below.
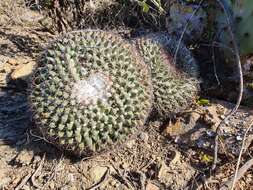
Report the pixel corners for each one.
[0,2,253,190]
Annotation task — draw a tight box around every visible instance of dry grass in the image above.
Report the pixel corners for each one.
[0,0,26,27]
[0,0,44,28]
[42,0,169,33]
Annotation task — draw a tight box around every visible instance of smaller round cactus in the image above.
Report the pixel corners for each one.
[146,33,200,79]
[29,30,153,156]
[133,33,199,118]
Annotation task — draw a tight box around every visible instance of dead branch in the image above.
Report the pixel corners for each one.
[14,172,33,190]
[173,0,204,65]
[220,158,253,190]
[31,153,46,189]
[212,0,244,171]
[41,154,64,190]
[228,119,253,190]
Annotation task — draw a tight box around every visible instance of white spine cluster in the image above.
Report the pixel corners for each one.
[71,72,112,106]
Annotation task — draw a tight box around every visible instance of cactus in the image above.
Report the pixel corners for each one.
[206,0,253,58]
[133,33,199,118]
[232,0,253,57]
[29,30,153,156]
[142,33,200,78]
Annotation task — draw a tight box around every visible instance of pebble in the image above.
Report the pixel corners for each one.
[48,181,55,189]
[139,132,149,143]
[15,150,34,166]
[7,58,18,66]
[236,135,243,141]
[126,139,135,148]
[206,130,215,137]
[89,165,108,182]
[146,182,160,190]
[11,62,35,80]
[33,155,41,163]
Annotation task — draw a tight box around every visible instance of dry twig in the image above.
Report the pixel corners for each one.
[31,153,46,189]
[226,119,253,190]
[212,0,243,171]
[14,172,33,190]
[220,158,253,190]
[41,154,64,190]
[173,0,204,64]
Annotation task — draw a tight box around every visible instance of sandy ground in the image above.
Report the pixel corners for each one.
[0,3,253,190]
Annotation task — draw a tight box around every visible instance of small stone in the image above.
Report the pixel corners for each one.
[67,173,75,182]
[7,58,18,66]
[33,155,41,163]
[69,186,78,190]
[20,10,44,23]
[197,139,205,148]
[220,115,225,119]
[206,130,215,137]
[48,181,55,189]
[165,120,184,136]
[120,162,129,169]
[109,180,117,186]
[126,139,135,148]
[90,166,108,182]
[158,162,170,179]
[189,112,201,123]
[139,132,149,143]
[22,185,31,190]
[204,105,221,126]
[11,62,35,80]
[236,135,243,141]
[174,136,180,143]
[146,182,160,190]
[15,150,34,166]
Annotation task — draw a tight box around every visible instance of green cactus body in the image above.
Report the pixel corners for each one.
[29,30,153,156]
[208,0,253,58]
[232,0,253,56]
[133,33,199,118]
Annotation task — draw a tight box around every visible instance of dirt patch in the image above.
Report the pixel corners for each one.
[0,2,253,190]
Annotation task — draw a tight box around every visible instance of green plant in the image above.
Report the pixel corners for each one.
[232,0,253,57]
[146,33,200,78]
[136,0,165,14]
[29,30,153,156]
[133,33,199,118]
[206,0,253,59]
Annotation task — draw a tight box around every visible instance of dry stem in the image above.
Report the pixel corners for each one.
[229,119,253,190]
[173,0,204,65]
[212,0,243,171]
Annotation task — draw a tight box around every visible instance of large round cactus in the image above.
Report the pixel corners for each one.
[29,30,153,156]
[133,33,199,118]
